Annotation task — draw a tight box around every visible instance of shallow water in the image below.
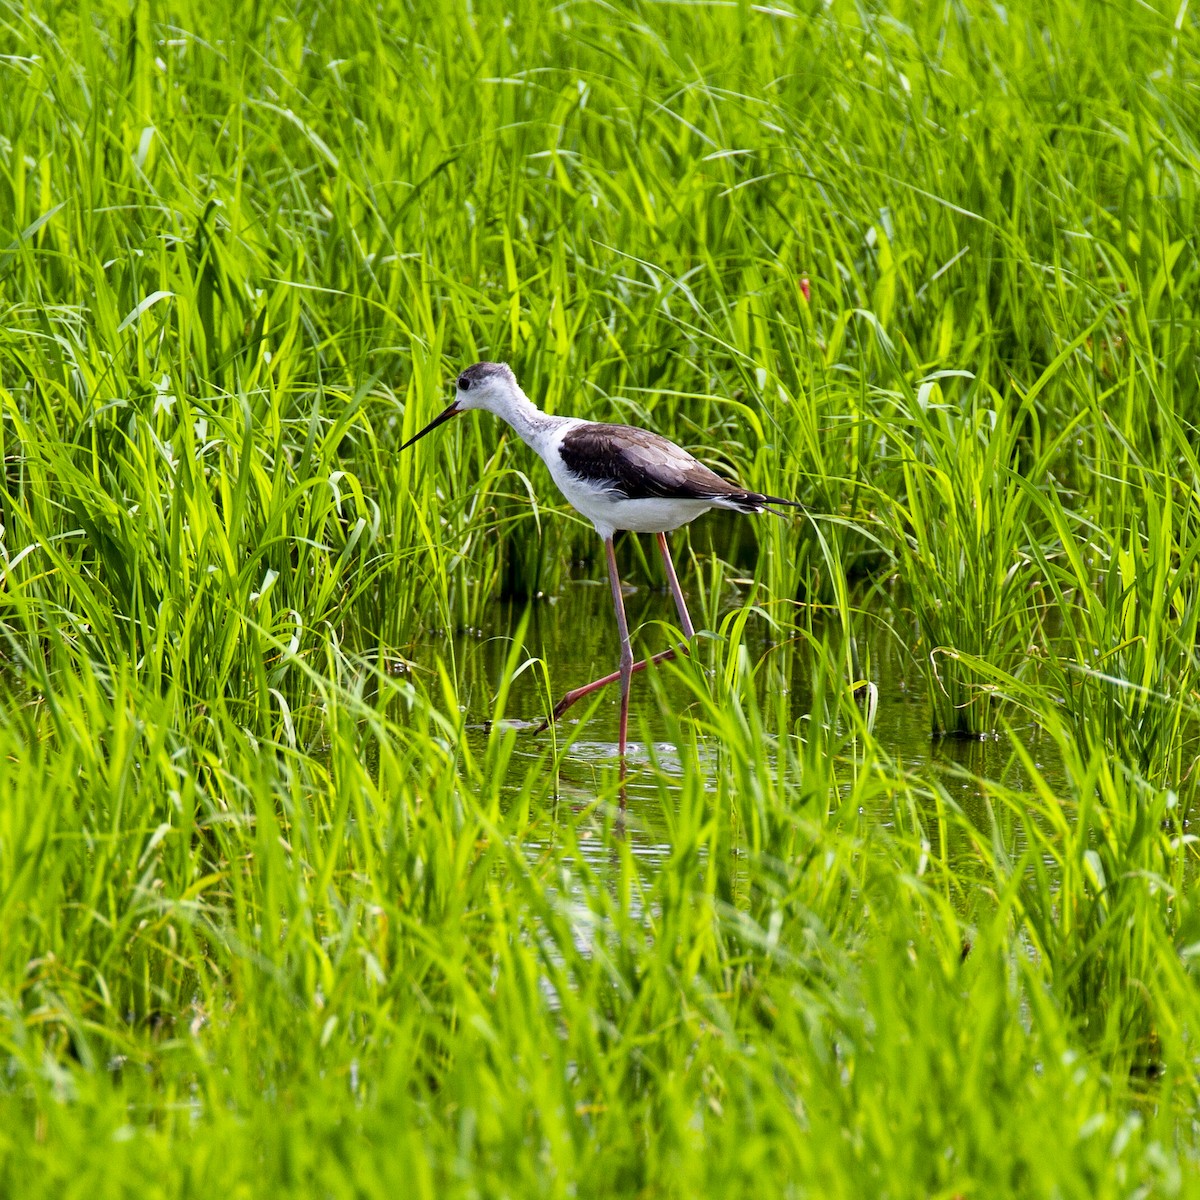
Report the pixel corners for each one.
[416,550,1068,873]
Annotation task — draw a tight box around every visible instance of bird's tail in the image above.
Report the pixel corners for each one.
[709,490,804,518]
[736,491,804,519]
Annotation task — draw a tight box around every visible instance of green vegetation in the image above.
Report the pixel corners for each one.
[2,0,1199,1192]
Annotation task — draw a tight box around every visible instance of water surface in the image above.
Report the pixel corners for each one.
[414,552,1067,877]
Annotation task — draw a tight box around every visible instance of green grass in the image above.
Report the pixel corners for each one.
[2,0,1200,1193]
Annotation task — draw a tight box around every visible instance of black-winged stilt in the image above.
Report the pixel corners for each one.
[401,361,800,763]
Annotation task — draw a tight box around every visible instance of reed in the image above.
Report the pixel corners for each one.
[2,0,1199,1193]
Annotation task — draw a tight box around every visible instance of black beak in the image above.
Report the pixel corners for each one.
[399,400,461,451]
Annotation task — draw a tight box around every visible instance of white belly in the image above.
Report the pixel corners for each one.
[581,491,714,535]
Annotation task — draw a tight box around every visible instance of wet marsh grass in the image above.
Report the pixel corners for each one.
[2,0,1200,1193]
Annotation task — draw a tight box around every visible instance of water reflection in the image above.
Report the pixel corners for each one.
[422,560,1068,834]
[398,560,1086,966]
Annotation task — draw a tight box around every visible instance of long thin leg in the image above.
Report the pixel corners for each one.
[655,532,695,638]
[537,646,684,729]
[601,537,634,761]
[537,534,694,732]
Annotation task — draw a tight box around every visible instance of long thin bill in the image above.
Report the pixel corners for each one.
[399,401,461,451]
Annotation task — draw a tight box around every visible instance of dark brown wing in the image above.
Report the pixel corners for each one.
[558,422,799,512]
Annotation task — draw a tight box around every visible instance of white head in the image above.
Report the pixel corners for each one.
[399,360,528,451]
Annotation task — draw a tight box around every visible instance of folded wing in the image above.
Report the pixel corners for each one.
[558,423,799,514]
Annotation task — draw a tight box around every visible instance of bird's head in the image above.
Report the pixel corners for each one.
[452,361,518,412]
[400,361,520,450]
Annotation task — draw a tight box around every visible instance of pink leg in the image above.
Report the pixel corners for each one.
[537,534,694,733]
[537,645,686,730]
[603,536,634,761]
[655,532,695,638]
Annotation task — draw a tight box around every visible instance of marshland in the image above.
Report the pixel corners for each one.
[2,0,1199,1194]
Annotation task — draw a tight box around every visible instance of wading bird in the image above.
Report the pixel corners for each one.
[401,362,800,762]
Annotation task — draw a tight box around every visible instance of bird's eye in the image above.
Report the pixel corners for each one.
[457,374,471,391]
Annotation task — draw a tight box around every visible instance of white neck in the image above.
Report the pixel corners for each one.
[487,384,570,451]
